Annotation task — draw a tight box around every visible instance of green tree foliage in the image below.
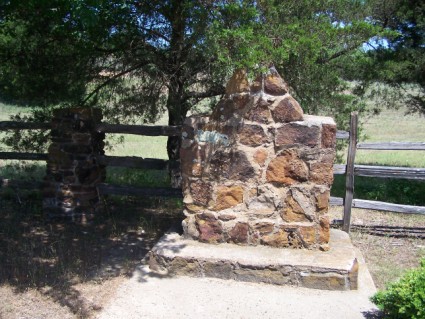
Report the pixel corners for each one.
[347,0,425,114]
[0,0,420,161]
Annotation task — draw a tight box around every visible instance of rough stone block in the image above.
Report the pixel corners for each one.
[238,124,268,146]
[271,95,304,122]
[212,185,244,211]
[275,123,320,148]
[266,150,309,185]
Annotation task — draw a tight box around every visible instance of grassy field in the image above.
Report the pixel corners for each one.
[356,107,425,167]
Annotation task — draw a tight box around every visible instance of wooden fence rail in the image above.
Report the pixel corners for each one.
[2,117,425,227]
[335,112,425,233]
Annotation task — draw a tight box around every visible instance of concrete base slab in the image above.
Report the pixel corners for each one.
[149,229,359,290]
[97,245,378,319]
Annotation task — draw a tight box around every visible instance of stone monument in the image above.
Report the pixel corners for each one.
[150,68,359,290]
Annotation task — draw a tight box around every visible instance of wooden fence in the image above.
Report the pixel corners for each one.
[0,121,183,199]
[1,113,425,233]
[332,112,425,232]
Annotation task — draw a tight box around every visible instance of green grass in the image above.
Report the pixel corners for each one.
[356,107,425,167]
[331,174,425,206]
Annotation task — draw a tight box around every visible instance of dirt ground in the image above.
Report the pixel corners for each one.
[1,205,425,319]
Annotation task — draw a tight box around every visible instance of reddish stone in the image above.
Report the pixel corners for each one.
[319,217,330,244]
[275,123,320,148]
[322,124,337,148]
[253,149,268,166]
[209,151,255,182]
[238,124,268,146]
[232,94,251,110]
[244,98,272,124]
[225,69,250,95]
[271,96,304,123]
[310,162,334,186]
[190,180,212,206]
[180,142,205,177]
[229,222,250,244]
[264,68,288,96]
[281,194,310,222]
[254,222,274,234]
[212,185,244,211]
[261,229,289,247]
[196,213,223,243]
[250,75,263,93]
[211,99,236,121]
[298,226,316,246]
[266,150,309,185]
[315,189,330,213]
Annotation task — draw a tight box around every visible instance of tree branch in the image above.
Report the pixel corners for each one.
[184,85,225,101]
[82,62,147,105]
[317,42,364,64]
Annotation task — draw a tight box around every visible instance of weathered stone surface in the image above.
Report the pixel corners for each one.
[298,226,316,246]
[190,180,212,206]
[264,67,288,96]
[238,124,268,146]
[211,99,236,121]
[271,96,304,123]
[266,150,309,185]
[322,123,337,148]
[253,148,268,166]
[254,222,274,234]
[315,189,330,213]
[300,273,347,290]
[234,268,291,285]
[310,162,334,186]
[232,94,251,110]
[261,229,289,247]
[180,67,337,250]
[209,150,255,182]
[250,75,263,93]
[229,222,250,244]
[168,257,201,276]
[319,216,330,244]
[149,230,360,290]
[244,98,272,124]
[281,194,310,223]
[218,214,237,221]
[275,123,320,147]
[196,212,223,243]
[212,185,244,211]
[225,69,250,95]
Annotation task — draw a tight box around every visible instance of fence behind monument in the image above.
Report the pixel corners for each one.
[1,113,425,232]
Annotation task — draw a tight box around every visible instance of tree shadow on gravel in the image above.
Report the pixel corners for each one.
[0,189,183,317]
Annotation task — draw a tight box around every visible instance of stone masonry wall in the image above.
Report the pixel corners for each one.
[180,68,336,250]
[43,108,105,223]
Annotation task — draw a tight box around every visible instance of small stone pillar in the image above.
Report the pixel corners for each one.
[180,68,336,250]
[43,108,105,222]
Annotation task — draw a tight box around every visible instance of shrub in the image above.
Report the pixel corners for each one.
[371,259,425,319]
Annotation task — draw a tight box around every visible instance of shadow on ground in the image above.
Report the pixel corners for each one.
[0,189,183,317]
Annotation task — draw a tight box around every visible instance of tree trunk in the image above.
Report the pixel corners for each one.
[166,92,187,188]
[166,0,188,188]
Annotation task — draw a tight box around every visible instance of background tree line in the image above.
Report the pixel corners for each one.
[0,0,423,161]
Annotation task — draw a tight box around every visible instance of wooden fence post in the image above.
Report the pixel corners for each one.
[342,112,358,233]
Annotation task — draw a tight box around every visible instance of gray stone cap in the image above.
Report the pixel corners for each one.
[152,229,357,273]
[301,114,336,126]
